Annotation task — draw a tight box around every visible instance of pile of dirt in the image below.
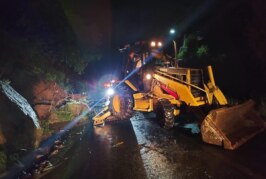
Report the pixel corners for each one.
[32,80,68,120]
[0,80,89,175]
[32,80,88,122]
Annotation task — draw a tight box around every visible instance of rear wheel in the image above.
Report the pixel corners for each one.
[155,99,175,128]
[109,84,134,120]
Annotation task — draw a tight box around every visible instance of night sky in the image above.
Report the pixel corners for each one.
[59,0,264,72]
[0,0,265,98]
[58,0,216,63]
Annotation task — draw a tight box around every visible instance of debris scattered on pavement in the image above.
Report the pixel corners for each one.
[54,140,62,145]
[15,160,24,168]
[50,149,59,156]
[35,154,45,161]
[42,161,54,172]
[76,132,83,135]
[183,123,200,134]
[112,141,124,148]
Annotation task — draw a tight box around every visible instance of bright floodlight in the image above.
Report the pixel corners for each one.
[158,42,162,47]
[106,88,115,96]
[150,41,156,47]
[146,73,152,80]
[169,29,175,34]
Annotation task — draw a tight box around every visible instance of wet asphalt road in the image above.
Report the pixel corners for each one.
[42,112,266,179]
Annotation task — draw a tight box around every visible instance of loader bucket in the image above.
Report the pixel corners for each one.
[201,100,265,150]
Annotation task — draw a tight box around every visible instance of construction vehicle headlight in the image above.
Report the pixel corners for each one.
[146,73,152,80]
[158,42,162,47]
[106,88,115,96]
[104,82,111,88]
[150,41,156,47]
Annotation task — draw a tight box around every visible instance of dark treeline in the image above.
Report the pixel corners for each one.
[0,0,265,99]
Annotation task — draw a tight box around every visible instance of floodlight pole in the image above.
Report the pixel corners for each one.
[173,40,177,60]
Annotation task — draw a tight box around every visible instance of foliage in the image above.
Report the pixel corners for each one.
[178,46,188,59]
[7,153,19,167]
[0,0,102,92]
[196,45,209,58]
[0,150,7,173]
[176,33,235,69]
[52,103,88,122]
[55,106,75,122]
[177,33,210,67]
[40,121,54,134]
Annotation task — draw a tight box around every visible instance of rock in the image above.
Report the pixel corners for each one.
[34,105,52,120]
[35,154,45,161]
[54,140,62,145]
[42,161,53,172]
[32,80,67,105]
[0,91,39,171]
[50,149,59,156]
[32,80,68,120]
[54,144,64,150]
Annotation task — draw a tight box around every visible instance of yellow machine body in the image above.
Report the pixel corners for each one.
[201,100,265,150]
[93,65,265,150]
[112,95,121,113]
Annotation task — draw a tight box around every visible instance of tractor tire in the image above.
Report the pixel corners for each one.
[155,99,175,128]
[109,84,134,121]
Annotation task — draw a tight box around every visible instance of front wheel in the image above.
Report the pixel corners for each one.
[155,99,175,128]
[109,85,134,120]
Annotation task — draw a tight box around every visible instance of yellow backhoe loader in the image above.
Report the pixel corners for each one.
[93,40,265,150]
